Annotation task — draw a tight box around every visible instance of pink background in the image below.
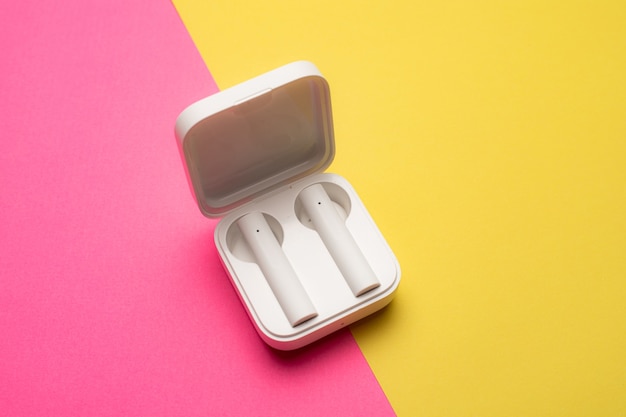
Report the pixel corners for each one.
[0,1,394,415]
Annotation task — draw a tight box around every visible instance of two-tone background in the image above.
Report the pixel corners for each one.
[2,1,625,415]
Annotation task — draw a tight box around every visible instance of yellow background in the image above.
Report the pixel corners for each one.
[172,1,626,415]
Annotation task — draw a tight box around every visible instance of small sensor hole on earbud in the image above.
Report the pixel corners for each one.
[226,213,284,262]
[294,182,351,231]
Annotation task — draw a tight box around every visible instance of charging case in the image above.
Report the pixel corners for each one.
[175,61,400,350]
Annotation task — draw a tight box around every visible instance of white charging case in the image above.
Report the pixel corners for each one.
[175,61,400,350]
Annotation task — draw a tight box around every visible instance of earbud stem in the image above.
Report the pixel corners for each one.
[299,183,380,296]
[237,212,317,326]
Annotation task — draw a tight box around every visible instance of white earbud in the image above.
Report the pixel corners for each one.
[237,211,317,327]
[298,183,380,296]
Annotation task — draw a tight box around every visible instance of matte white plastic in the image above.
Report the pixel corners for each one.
[176,61,401,350]
[298,183,380,296]
[175,61,334,218]
[236,211,318,327]
[216,173,399,350]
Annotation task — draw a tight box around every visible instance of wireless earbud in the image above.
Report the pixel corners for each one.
[298,183,380,296]
[236,211,317,327]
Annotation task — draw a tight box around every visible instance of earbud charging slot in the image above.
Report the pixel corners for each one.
[226,213,284,262]
[295,182,351,228]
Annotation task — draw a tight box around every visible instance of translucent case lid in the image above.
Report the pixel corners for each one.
[175,62,335,217]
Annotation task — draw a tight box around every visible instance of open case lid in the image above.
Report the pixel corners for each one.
[175,61,335,218]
